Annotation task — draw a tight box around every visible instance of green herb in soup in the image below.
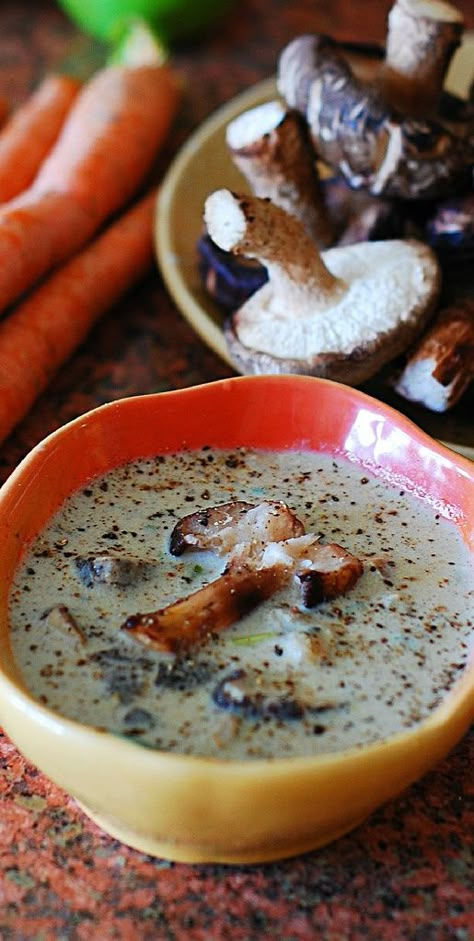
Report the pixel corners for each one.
[9,448,473,760]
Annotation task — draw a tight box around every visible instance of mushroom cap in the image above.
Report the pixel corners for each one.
[277,33,473,200]
[225,239,441,386]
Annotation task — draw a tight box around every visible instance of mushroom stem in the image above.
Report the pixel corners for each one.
[382,0,465,116]
[204,189,344,314]
[226,101,333,247]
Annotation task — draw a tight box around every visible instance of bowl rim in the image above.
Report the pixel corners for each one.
[0,374,473,775]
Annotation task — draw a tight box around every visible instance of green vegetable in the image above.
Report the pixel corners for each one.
[57,0,234,45]
[230,631,278,647]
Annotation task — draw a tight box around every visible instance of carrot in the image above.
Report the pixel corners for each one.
[0,96,8,129]
[0,62,178,314]
[0,75,80,203]
[0,189,156,444]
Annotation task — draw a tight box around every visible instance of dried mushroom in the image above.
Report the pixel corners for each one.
[226,100,333,246]
[425,192,474,260]
[381,0,465,116]
[197,232,267,310]
[277,0,472,199]
[204,189,440,385]
[394,297,474,411]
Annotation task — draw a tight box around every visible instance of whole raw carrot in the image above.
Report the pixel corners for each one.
[0,189,156,444]
[0,74,80,202]
[0,62,178,313]
[33,64,178,217]
[0,97,8,129]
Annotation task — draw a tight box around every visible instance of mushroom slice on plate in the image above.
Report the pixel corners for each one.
[204,189,440,385]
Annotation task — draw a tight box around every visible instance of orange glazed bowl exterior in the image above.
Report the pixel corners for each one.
[0,375,472,864]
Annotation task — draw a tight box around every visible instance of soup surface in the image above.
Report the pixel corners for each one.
[9,447,473,760]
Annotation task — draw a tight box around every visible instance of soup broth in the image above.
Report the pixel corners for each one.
[9,447,473,760]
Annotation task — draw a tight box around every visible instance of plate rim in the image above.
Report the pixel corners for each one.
[156,75,276,367]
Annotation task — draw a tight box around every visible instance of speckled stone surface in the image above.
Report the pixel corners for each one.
[0,1,472,938]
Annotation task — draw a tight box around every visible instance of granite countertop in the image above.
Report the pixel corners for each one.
[0,1,472,938]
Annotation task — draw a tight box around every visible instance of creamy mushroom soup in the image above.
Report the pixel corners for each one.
[9,448,473,760]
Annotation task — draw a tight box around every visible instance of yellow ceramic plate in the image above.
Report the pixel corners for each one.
[155,40,474,456]
[156,74,277,367]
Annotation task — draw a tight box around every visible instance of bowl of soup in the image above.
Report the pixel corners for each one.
[0,375,472,863]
